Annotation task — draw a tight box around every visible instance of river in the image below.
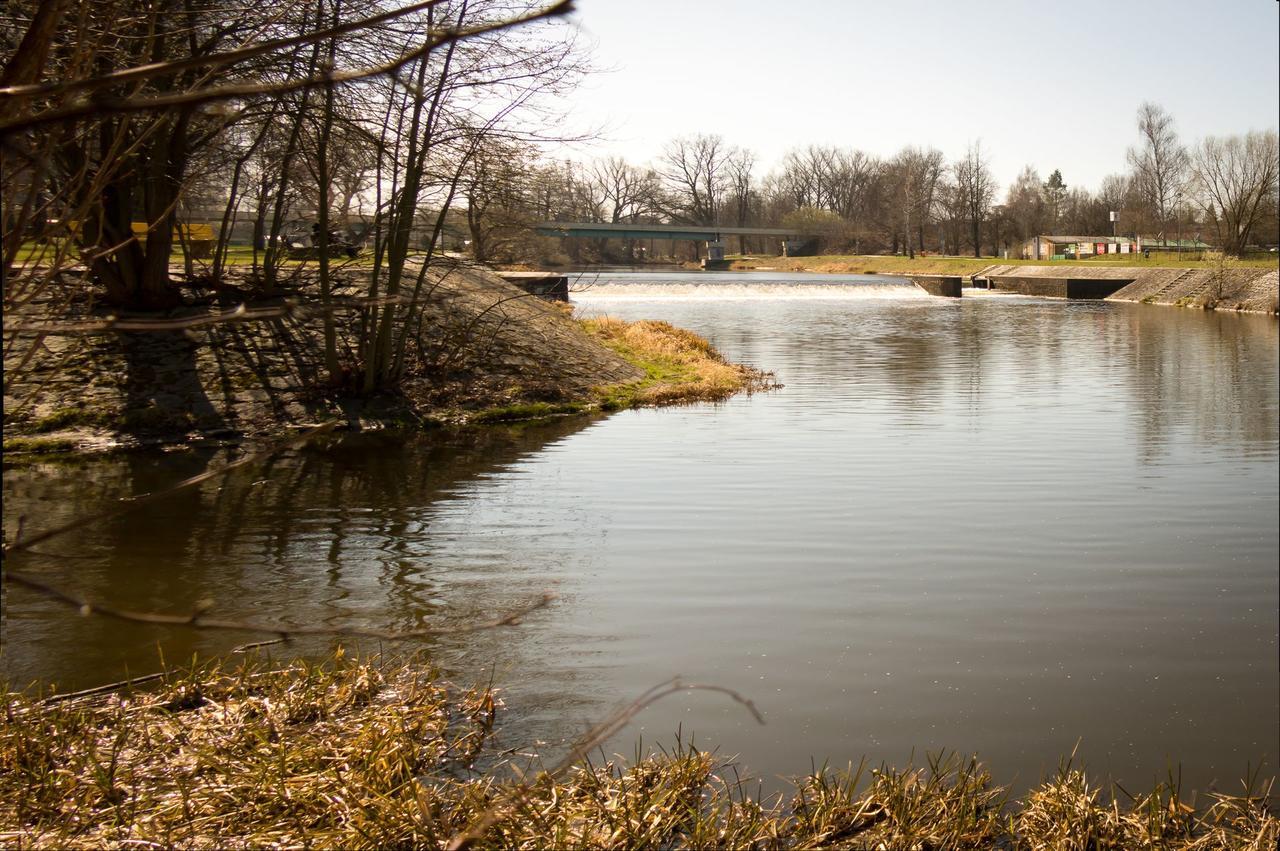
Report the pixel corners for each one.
[3,271,1277,794]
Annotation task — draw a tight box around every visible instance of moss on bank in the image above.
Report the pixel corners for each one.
[2,653,1274,849]
[2,435,81,455]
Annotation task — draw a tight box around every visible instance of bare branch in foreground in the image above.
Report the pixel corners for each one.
[39,672,169,704]
[0,1,576,134]
[445,676,765,851]
[2,570,555,642]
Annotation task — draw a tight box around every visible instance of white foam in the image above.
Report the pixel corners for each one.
[570,282,929,302]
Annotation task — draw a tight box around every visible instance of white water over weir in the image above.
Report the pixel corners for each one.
[566,271,930,301]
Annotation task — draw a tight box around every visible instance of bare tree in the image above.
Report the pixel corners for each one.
[1005,165,1045,254]
[937,177,967,255]
[1,0,277,308]
[828,149,879,221]
[588,156,659,224]
[891,146,945,255]
[1097,173,1133,217]
[1126,102,1189,234]
[462,140,539,263]
[766,145,883,252]
[723,147,756,252]
[658,134,728,226]
[2,0,583,398]
[954,141,995,258]
[1191,129,1280,256]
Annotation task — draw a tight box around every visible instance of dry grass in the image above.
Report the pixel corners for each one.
[2,653,1275,849]
[580,316,777,409]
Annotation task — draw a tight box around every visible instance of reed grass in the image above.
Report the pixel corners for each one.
[2,653,1274,849]
[581,316,777,410]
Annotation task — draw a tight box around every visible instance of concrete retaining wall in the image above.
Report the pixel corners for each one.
[495,272,570,302]
[971,264,1276,313]
[988,277,1133,299]
[910,275,962,297]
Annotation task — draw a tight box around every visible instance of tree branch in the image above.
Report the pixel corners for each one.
[0,1,575,134]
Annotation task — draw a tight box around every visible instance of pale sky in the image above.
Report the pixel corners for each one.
[553,0,1280,193]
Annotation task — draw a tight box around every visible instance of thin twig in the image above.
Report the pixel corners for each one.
[3,570,554,642]
[40,672,168,705]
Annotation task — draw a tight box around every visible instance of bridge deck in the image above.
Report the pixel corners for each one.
[535,222,800,241]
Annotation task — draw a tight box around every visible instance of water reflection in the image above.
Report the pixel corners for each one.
[2,417,604,690]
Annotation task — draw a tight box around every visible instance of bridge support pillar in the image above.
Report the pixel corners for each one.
[701,240,730,270]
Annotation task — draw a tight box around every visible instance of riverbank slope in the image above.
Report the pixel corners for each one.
[3,265,770,456]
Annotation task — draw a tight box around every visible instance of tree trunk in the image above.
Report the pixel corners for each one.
[88,180,146,306]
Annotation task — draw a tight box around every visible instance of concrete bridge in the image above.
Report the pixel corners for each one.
[534,221,803,242]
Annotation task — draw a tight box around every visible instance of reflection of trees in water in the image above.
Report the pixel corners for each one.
[2,416,600,690]
[1119,308,1279,462]
[752,299,1275,458]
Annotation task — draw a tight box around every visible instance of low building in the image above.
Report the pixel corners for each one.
[1023,235,1139,260]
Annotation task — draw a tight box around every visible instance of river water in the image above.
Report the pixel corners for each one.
[3,271,1277,794]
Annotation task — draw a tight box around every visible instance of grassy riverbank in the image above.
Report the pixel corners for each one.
[3,653,1274,849]
[731,253,1279,276]
[450,317,773,424]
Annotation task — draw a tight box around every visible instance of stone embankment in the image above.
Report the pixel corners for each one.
[970,264,1278,313]
[3,265,646,455]
[1109,266,1277,312]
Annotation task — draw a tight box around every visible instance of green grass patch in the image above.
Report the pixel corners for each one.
[3,435,81,455]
